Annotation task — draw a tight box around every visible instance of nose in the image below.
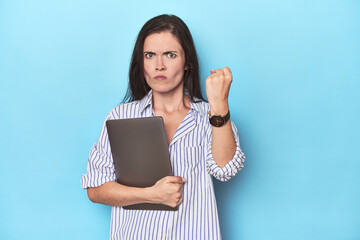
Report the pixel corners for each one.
[156,56,166,71]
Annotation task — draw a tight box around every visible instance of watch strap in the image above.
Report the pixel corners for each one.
[208,110,231,127]
[223,111,230,123]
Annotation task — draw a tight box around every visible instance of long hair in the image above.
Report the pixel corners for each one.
[123,14,204,103]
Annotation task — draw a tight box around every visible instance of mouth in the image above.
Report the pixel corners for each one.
[154,75,167,80]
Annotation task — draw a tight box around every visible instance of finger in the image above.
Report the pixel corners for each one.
[178,184,184,193]
[176,192,182,199]
[223,66,231,75]
[163,176,184,182]
[169,202,177,208]
[215,68,224,77]
[223,66,232,81]
[211,68,225,81]
[167,176,186,184]
[171,184,181,193]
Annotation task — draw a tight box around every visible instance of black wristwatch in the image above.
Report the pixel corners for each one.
[209,111,230,127]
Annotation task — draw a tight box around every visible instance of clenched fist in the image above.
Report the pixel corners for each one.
[205,66,232,115]
[150,176,186,208]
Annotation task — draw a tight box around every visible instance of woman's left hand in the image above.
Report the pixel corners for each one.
[205,66,233,115]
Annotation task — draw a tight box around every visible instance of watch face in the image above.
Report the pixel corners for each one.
[210,116,225,127]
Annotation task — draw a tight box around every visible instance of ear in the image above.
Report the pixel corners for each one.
[184,66,189,71]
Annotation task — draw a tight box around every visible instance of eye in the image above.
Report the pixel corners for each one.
[166,52,177,58]
[144,52,155,59]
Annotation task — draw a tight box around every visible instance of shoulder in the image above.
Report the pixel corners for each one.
[191,98,210,118]
[105,100,143,120]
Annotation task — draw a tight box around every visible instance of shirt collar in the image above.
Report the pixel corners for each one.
[189,98,207,118]
[138,89,207,118]
[139,90,153,114]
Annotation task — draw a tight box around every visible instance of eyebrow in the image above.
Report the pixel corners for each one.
[143,50,179,54]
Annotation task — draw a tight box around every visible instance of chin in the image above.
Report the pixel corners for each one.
[152,87,175,94]
[150,82,183,95]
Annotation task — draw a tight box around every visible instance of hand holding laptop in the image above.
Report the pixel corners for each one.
[150,176,186,208]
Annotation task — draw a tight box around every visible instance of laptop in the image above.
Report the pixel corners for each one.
[106,116,177,211]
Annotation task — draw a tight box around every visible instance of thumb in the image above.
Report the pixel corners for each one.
[223,66,232,80]
[167,176,186,184]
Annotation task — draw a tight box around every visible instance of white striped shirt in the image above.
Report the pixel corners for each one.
[81,90,245,240]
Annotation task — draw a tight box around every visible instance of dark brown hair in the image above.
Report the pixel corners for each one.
[123,14,204,102]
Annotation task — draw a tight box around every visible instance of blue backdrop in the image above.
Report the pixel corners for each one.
[1,0,359,239]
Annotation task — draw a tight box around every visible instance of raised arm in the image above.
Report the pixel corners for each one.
[205,67,237,168]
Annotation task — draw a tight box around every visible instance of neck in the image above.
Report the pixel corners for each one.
[152,89,190,114]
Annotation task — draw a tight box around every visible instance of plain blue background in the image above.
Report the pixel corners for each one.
[1,0,359,239]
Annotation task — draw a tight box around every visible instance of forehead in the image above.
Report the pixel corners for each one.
[143,32,183,51]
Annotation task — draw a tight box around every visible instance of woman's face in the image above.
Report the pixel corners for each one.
[143,31,186,96]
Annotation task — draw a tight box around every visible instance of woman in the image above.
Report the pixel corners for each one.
[81,14,245,239]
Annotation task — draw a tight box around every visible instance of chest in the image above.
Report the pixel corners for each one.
[162,113,187,145]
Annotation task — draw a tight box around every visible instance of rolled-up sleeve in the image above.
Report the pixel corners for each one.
[206,121,245,182]
[81,118,116,189]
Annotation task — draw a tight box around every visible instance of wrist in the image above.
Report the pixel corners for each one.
[209,110,230,127]
[144,186,164,204]
[143,186,156,204]
[209,102,229,116]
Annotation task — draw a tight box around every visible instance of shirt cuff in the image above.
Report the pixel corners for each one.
[80,144,117,189]
[81,171,116,189]
[206,123,245,182]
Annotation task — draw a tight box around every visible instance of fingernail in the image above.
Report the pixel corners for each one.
[182,178,186,182]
